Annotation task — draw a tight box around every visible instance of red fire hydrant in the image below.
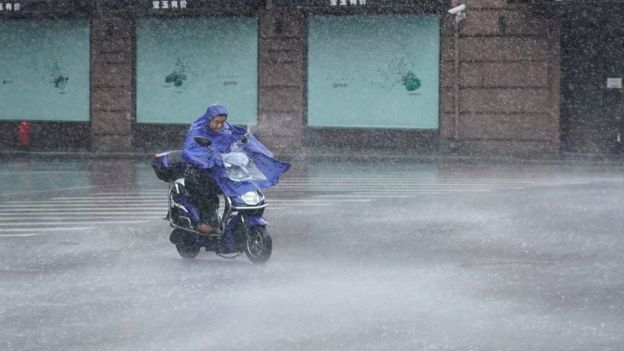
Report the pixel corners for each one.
[17,121,30,147]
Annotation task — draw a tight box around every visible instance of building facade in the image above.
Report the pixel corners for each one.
[0,0,615,157]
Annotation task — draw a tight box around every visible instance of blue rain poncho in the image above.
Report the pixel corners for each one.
[182,104,290,197]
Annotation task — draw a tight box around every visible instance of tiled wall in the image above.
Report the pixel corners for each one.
[257,8,306,154]
[441,0,561,157]
[91,15,135,152]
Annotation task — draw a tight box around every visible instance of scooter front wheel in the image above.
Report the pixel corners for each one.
[245,226,272,264]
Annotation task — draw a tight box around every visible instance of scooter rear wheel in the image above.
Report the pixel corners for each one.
[171,229,200,259]
[176,242,200,259]
[245,226,272,264]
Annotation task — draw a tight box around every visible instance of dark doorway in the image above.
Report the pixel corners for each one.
[561,4,624,154]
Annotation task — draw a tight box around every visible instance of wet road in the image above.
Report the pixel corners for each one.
[1,156,624,350]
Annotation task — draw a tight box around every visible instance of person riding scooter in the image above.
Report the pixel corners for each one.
[181,103,290,234]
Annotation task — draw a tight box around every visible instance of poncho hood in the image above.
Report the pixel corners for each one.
[204,104,228,122]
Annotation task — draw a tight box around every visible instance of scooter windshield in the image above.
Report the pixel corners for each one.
[222,151,268,182]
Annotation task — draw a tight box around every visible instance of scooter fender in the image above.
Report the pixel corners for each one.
[243,214,268,227]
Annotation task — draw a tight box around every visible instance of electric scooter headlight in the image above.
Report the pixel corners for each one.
[240,191,261,205]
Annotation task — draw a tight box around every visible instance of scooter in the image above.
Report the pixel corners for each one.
[152,136,272,264]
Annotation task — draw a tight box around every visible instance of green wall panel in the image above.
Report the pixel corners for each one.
[0,20,90,122]
[137,17,258,125]
[308,15,440,129]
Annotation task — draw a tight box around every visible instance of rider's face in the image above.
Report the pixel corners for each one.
[209,115,227,133]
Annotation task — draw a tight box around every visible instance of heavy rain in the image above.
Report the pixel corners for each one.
[1,0,624,350]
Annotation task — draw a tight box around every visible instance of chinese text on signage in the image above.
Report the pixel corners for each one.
[153,1,187,9]
[330,0,366,5]
[0,2,20,11]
